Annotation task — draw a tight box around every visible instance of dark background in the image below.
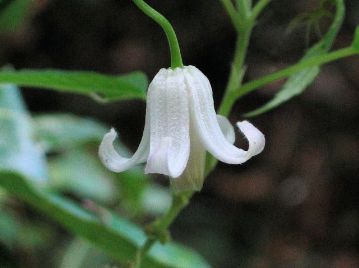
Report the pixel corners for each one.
[1,0,358,267]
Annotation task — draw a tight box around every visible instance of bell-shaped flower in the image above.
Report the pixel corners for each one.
[99,66,265,192]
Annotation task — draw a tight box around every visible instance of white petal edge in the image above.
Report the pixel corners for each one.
[99,123,150,172]
[236,120,265,158]
[217,114,235,144]
[145,68,190,178]
[185,66,265,164]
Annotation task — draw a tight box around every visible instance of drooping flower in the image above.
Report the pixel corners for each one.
[99,66,265,192]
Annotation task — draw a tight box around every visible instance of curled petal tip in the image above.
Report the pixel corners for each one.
[236,120,265,157]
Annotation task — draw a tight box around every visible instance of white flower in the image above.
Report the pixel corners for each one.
[99,66,265,192]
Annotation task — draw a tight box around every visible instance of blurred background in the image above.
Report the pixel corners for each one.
[0,0,358,267]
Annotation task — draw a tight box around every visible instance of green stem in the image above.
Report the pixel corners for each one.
[133,191,193,268]
[220,0,241,31]
[206,22,253,175]
[218,24,253,116]
[237,46,358,98]
[236,0,252,19]
[132,0,183,68]
[251,0,270,21]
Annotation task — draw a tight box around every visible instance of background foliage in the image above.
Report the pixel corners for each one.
[0,0,358,267]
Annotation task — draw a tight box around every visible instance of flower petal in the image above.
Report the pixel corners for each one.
[145,68,190,178]
[184,66,265,164]
[171,118,206,192]
[98,124,150,172]
[217,114,235,144]
[237,120,265,158]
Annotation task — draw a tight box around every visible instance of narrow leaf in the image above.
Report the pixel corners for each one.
[245,0,344,117]
[33,114,107,152]
[0,84,47,182]
[0,171,210,268]
[0,70,148,101]
[48,149,116,203]
[352,26,359,51]
[0,0,31,33]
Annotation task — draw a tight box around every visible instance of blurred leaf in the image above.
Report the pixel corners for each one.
[34,114,107,152]
[33,113,165,214]
[352,26,359,51]
[59,239,115,268]
[0,188,7,202]
[0,69,148,101]
[0,84,47,182]
[116,169,171,217]
[59,239,92,268]
[48,149,116,203]
[245,0,344,117]
[0,0,31,33]
[0,171,210,268]
[16,221,53,249]
[117,168,149,215]
[0,210,19,248]
[142,184,171,215]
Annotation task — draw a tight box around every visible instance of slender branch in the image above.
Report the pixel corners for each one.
[237,46,358,98]
[132,0,183,68]
[251,0,270,21]
[218,24,253,117]
[133,191,193,268]
[220,0,241,31]
[236,0,251,19]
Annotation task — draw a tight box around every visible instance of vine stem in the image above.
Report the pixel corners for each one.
[133,191,194,268]
[237,46,358,98]
[132,0,183,68]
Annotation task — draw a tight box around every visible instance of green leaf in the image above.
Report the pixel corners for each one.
[48,149,117,203]
[245,0,344,117]
[33,114,107,152]
[0,84,48,182]
[352,26,359,51]
[0,0,31,33]
[0,210,19,248]
[0,84,209,267]
[0,171,210,268]
[0,69,148,101]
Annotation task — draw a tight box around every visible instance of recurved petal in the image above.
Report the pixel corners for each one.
[237,120,265,158]
[217,114,235,144]
[144,68,190,178]
[184,66,265,164]
[99,118,150,172]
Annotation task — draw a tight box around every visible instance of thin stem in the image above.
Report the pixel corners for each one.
[218,24,253,116]
[251,0,270,21]
[133,191,193,268]
[220,0,241,31]
[132,0,183,68]
[205,23,253,175]
[236,0,252,19]
[237,46,358,98]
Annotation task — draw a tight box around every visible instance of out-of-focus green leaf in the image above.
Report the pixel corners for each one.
[352,26,359,51]
[245,0,344,117]
[0,70,148,101]
[117,169,171,216]
[59,239,114,268]
[0,210,19,248]
[0,83,209,267]
[59,239,92,268]
[0,84,47,182]
[48,149,116,203]
[0,171,210,268]
[142,184,171,215]
[0,0,31,33]
[0,188,7,202]
[34,114,107,152]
